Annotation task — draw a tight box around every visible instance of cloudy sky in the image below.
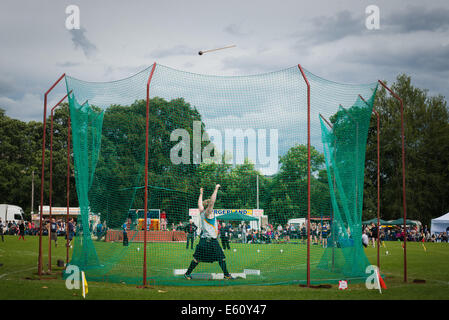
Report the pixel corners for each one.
[1,0,449,123]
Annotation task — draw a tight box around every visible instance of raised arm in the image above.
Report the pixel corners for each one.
[206,184,220,216]
[198,188,204,212]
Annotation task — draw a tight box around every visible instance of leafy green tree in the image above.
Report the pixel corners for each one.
[266,144,330,225]
[364,75,449,226]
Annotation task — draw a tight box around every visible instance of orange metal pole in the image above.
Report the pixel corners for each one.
[39,74,66,277]
[143,63,157,286]
[66,110,72,264]
[48,92,69,272]
[298,64,311,287]
[377,80,407,282]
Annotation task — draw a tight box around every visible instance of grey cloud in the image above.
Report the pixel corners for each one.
[305,10,365,44]
[347,41,449,74]
[149,45,196,58]
[224,24,248,36]
[69,27,97,58]
[384,6,449,33]
[0,76,18,96]
[221,55,287,75]
[330,38,449,99]
[57,61,81,68]
[0,92,43,122]
[103,64,150,79]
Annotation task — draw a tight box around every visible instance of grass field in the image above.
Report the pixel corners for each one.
[0,235,448,300]
[78,238,349,286]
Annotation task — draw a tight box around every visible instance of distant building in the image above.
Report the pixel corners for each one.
[33,206,80,225]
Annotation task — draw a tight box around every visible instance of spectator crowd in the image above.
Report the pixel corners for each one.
[1,216,448,246]
[0,218,76,238]
[363,222,449,246]
[177,219,449,248]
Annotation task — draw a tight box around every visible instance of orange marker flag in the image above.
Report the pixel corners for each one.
[378,273,387,290]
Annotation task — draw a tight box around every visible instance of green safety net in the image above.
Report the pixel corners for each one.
[63,64,378,286]
[317,92,377,278]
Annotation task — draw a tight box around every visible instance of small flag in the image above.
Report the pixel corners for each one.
[422,243,427,252]
[81,271,88,298]
[374,268,386,293]
[338,280,348,290]
[382,241,386,248]
[378,272,387,290]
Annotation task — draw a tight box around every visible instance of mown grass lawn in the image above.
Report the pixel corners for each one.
[0,235,447,300]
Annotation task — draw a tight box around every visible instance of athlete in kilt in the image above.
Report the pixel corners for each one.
[184,185,232,280]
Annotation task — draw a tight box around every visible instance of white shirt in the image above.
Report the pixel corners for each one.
[200,211,218,239]
[362,233,369,246]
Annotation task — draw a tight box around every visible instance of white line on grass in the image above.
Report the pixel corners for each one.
[0,266,37,279]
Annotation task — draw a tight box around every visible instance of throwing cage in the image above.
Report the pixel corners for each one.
[38,64,408,286]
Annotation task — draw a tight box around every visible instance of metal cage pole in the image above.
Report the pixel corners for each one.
[143,63,157,287]
[374,109,380,268]
[298,64,311,287]
[377,80,407,282]
[66,110,71,264]
[38,74,66,277]
[48,92,70,272]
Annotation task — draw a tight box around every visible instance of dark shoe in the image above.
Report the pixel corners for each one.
[184,273,192,280]
[224,274,234,280]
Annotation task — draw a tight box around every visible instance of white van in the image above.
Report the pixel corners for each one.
[0,204,25,224]
[288,218,306,228]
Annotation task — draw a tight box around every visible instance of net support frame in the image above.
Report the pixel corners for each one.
[142,62,157,287]
[39,73,66,277]
[54,64,383,286]
[48,91,71,271]
[297,64,311,287]
[377,80,407,282]
[66,105,72,265]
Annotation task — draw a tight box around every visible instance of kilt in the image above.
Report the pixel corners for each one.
[193,237,225,263]
[50,232,57,241]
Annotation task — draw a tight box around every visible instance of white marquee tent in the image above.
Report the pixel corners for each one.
[431,212,449,234]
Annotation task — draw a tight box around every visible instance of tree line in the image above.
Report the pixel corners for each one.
[0,74,448,227]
